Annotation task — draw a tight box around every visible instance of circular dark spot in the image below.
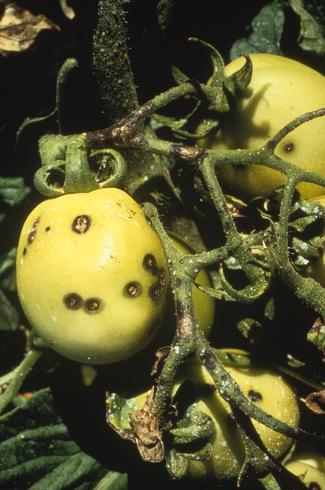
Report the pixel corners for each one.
[72,215,91,234]
[32,217,40,230]
[23,247,27,255]
[158,268,166,286]
[63,293,83,310]
[309,483,321,490]
[125,282,142,298]
[284,142,294,152]
[149,280,164,304]
[27,230,36,244]
[248,389,263,402]
[175,278,182,287]
[45,226,51,232]
[84,297,101,313]
[143,253,157,272]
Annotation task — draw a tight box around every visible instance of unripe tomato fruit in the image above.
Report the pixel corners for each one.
[16,188,169,364]
[173,361,300,480]
[204,54,325,199]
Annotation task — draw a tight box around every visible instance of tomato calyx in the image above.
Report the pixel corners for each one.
[34,134,127,197]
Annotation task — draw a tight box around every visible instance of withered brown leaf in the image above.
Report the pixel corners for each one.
[0,4,59,56]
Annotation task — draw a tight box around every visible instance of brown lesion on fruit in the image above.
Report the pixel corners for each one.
[247,389,263,402]
[72,215,91,234]
[284,142,294,152]
[149,268,166,304]
[26,216,41,246]
[125,282,142,298]
[45,226,51,232]
[63,293,83,310]
[84,297,102,313]
[143,253,158,274]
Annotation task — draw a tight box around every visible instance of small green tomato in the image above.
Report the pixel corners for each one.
[173,361,300,480]
[202,53,325,199]
[16,188,169,364]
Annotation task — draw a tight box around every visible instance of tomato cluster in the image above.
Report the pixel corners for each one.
[15,51,325,485]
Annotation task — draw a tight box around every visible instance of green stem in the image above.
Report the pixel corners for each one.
[0,347,43,414]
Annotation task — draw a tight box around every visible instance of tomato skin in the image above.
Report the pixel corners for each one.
[172,361,300,480]
[16,188,169,365]
[203,53,325,200]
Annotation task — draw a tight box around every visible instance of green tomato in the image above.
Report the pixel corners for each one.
[202,53,325,200]
[172,360,300,480]
[16,188,169,364]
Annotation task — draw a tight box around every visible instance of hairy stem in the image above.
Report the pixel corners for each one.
[92,0,139,125]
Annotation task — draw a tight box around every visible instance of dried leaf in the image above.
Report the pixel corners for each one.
[106,388,165,463]
[0,4,59,56]
[302,389,325,415]
[130,388,164,463]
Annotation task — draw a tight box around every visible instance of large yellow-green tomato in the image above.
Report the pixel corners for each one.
[169,236,215,337]
[205,53,325,199]
[173,361,300,480]
[285,451,325,489]
[16,188,169,364]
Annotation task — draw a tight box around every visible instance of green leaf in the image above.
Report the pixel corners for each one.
[93,472,128,490]
[0,248,17,292]
[0,289,19,331]
[0,177,30,207]
[289,0,325,56]
[106,392,143,431]
[0,389,127,490]
[230,0,285,60]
